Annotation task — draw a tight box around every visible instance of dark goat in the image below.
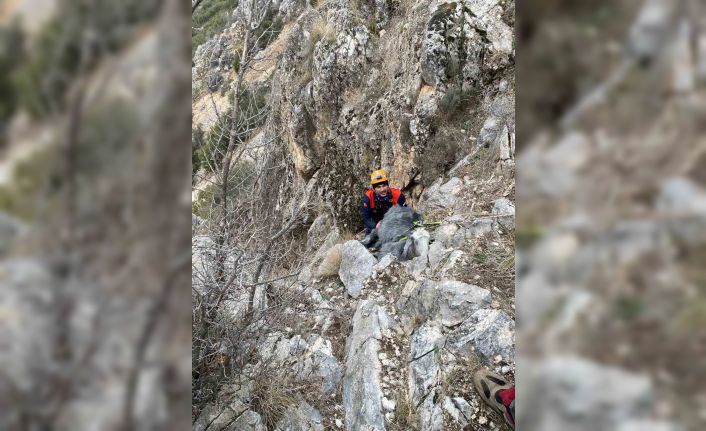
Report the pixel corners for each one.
[361,206,427,260]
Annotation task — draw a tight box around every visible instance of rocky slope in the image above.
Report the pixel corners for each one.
[516,0,706,429]
[192,0,516,429]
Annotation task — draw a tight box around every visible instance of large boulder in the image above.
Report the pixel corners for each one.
[447,308,515,365]
[419,177,463,211]
[397,279,491,327]
[0,259,55,391]
[258,334,342,396]
[521,357,656,430]
[343,300,398,431]
[420,1,513,89]
[408,322,445,431]
[275,400,325,431]
[339,240,377,298]
[657,177,706,214]
[195,406,265,431]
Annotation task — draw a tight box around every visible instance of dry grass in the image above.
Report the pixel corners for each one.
[391,387,418,430]
[315,243,343,277]
[250,372,302,428]
[310,14,336,46]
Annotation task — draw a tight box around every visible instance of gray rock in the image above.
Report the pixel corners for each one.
[278,0,305,20]
[233,410,267,431]
[439,250,464,274]
[409,322,445,431]
[343,300,397,431]
[339,240,377,298]
[420,177,463,210]
[403,255,428,277]
[452,397,473,422]
[433,222,459,247]
[275,400,324,431]
[191,213,204,229]
[521,357,655,430]
[374,254,396,272]
[307,213,334,249]
[448,308,515,365]
[421,1,512,88]
[657,177,706,214]
[492,198,515,229]
[207,71,224,92]
[295,335,342,395]
[617,421,683,431]
[448,153,473,177]
[397,279,491,327]
[0,212,22,256]
[435,280,492,327]
[518,132,590,199]
[427,241,451,271]
[0,259,55,392]
[516,271,560,329]
[467,218,494,237]
[478,116,504,148]
[442,397,471,426]
[257,334,342,395]
[493,198,515,215]
[407,227,430,259]
[627,0,676,63]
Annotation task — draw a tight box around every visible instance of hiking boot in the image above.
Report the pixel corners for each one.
[473,369,515,429]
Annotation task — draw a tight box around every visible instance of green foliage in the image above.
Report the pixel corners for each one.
[192,126,206,177]
[12,18,80,117]
[12,0,160,118]
[0,148,60,221]
[472,253,488,263]
[516,225,545,249]
[0,99,139,221]
[195,86,269,175]
[77,99,140,174]
[192,160,255,219]
[615,296,645,320]
[192,0,239,55]
[0,22,24,147]
[231,47,242,72]
[254,11,284,51]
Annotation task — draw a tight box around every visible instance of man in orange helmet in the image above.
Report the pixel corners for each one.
[361,169,407,236]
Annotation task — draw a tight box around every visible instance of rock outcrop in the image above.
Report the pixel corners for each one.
[191,0,516,429]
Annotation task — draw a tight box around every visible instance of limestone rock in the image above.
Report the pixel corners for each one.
[523,357,655,430]
[419,177,463,210]
[492,198,515,230]
[339,241,376,298]
[275,400,325,431]
[307,213,334,249]
[657,177,706,214]
[427,241,451,271]
[439,250,464,274]
[397,279,491,327]
[343,300,397,431]
[433,222,459,247]
[409,322,445,431]
[448,308,515,365]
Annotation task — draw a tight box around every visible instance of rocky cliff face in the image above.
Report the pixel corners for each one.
[193,0,514,229]
[192,0,515,429]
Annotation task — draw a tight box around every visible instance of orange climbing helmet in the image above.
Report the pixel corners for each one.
[370,169,389,185]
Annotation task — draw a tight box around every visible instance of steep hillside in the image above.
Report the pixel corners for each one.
[192,0,516,430]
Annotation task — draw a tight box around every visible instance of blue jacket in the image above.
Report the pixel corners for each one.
[361,188,407,232]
